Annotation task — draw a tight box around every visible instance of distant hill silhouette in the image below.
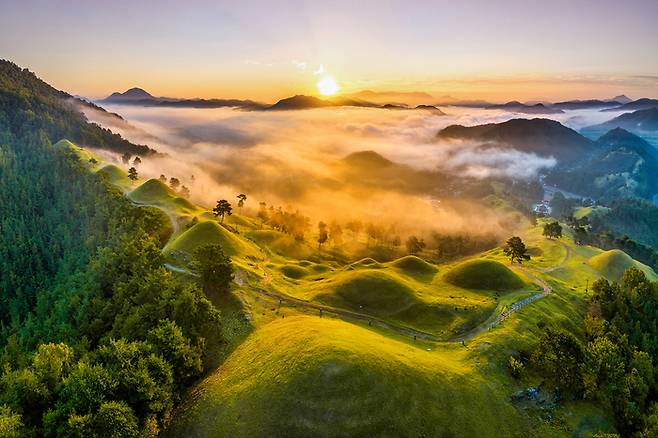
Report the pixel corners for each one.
[437,118,594,162]
[546,128,658,199]
[485,101,564,114]
[99,88,264,109]
[265,94,445,114]
[601,98,658,112]
[552,99,622,110]
[585,108,658,134]
[105,87,155,101]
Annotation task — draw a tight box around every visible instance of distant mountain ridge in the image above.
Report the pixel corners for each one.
[264,94,445,113]
[105,87,155,101]
[99,88,265,109]
[437,118,595,162]
[601,98,658,112]
[546,128,658,199]
[584,108,658,134]
[485,101,564,114]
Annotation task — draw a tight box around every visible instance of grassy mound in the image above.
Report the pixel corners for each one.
[390,256,437,275]
[129,179,199,215]
[443,259,524,291]
[96,164,130,185]
[279,264,309,279]
[588,249,658,281]
[165,221,258,258]
[130,178,177,201]
[246,230,314,259]
[314,270,417,315]
[166,316,523,437]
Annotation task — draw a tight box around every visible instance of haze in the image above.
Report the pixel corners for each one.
[2,0,658,101]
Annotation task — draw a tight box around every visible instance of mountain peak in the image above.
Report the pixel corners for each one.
[105,87,155,101]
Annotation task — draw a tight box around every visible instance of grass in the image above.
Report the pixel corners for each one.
[588,249,658,281]
[74,140,617,437]
[165,315,527,438]
[165,220,261,259]
[246,229,316,259]
[129,178,201,217]
[96,164,133,190]
[443,259,525,291]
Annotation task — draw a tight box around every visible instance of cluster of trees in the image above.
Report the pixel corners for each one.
[527,268,658,436]
[0,111,222,434]
[257,202,311,241]
[157,174,191,198]
[542,221,563,239]
[432,232,498,260]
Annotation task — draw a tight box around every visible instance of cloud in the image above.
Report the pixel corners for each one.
[83,103,604,237]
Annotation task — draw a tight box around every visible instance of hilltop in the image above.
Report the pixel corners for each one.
[546,128,658,199]
[583,108,658,137]
[437,118,595,162]
[486,101,564,114]
[601,97,658,112]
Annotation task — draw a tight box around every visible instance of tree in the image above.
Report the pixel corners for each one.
[317,221,328,249]
[169,177,180,190]
[121,152,131,164]
[405,236,426,254]
[159,174,167,183]
[503,236,530,264]
[531,329,584,392]
[213,200,232,223]
[193,244,234,293]
[543,221,563,239]
[346,220,363,241]
[132,156,141,167]
[0,406,24,438]
[179,185,190,198]
[257,202,269,228]
[127,167,138,182]
[88,157,98,165]
[329,221,343,246]
[237,194,247,214]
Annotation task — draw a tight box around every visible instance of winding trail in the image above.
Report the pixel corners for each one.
[160,216,570,343]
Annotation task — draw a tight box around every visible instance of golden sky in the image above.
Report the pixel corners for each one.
[2,0,657,102]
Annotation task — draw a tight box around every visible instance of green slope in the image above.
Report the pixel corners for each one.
[443,259,525,291]
[165,220,260,258]
[588,249,658,281]
[129,178,200,216]
[165,316,525,438]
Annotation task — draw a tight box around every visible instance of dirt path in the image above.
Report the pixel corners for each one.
[240,280,439,341]
[541,240,570,273]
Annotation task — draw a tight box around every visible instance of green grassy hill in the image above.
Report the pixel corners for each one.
[96,164,133,190]
[165,220,260,258]
[129,178,201,216]
[165,315,525,438]
[443,259,525,291]
[588,249,658,281]
[246,229,316,259]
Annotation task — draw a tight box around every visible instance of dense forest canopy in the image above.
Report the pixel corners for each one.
[0,61,221,436]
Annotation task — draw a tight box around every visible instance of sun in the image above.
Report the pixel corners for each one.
[317,75,340,96]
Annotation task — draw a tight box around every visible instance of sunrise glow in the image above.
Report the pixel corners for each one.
[317,75,340,96]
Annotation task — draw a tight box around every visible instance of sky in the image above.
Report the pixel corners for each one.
[1,0,658,102]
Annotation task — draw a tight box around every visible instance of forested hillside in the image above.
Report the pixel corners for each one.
[0,65,220,436]
[0,60,154,157]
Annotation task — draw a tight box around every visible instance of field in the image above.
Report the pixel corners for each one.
[67,140,628,437]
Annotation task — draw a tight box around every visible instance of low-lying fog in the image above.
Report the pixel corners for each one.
[81,102,624,239]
